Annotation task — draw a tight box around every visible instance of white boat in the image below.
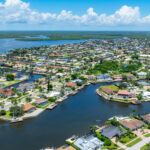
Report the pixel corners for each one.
[10,118,23,123]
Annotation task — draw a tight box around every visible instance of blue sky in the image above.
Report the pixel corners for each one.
[25,0,150,17]
[0,0,150,30]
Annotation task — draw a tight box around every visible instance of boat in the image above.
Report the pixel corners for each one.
[10,118,23,123]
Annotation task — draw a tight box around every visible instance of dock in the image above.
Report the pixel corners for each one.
[47,103,57,110]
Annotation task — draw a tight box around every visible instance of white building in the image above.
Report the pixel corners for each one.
[74,135,104,150]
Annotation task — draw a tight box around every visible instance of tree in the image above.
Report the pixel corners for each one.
[90,125,97,133]
[71,73,78,80]
[47,77,53,92]
[118,83,127,89]
[6,74,15,81]
[48,97,56,102]
[131,54,139,60]
[137,93,143,101]
[110,117,119,126]
[104,139,111,146]
[0,110,6,116]
[26,97,32,102]
[122,74,127,81]
[10,106,24,117]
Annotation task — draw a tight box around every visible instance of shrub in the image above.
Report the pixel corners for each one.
[104,139,111,146]
[0,110,6,116]
[48,97,56,102]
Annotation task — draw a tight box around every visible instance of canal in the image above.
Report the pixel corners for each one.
[0,83,150,150]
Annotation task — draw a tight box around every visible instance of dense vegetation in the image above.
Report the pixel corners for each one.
[87,60,142,75]
[1,31,150,41]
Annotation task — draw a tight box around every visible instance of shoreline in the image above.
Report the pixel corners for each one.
[95,89,148,104]
[0,80,134,122]
[0,74,147,123]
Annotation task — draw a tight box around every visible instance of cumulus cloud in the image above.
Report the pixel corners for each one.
[0,0,150,27]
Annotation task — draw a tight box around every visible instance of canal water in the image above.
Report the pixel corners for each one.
[0,83,150,150]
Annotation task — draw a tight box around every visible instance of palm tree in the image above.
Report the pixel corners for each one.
[90,125,97,133]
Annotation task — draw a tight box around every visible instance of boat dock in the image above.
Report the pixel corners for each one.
[47,103,57,110]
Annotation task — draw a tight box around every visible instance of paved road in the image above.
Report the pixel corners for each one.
[126,137,150,150]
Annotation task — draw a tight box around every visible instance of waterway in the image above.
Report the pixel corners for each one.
[0,38,85,54]
[0,38,149,150]
[0,83,150,150]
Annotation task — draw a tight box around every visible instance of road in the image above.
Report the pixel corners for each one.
[126,137,150,150]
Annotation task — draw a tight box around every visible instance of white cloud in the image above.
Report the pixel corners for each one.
[0,0,150,27]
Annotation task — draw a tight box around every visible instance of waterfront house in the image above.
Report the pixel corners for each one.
[111,75,122,81]
[66,83,77,87]
[72,79,82,83]
[84,75,95,80]
[101,125,126,139]
[137,72,147,79]
[117,90,136,99]
[23,103,36,113]
[120,119,145,131]
[126,73,135,79]
[74,134,104,150]
[102,87,117,95]
[103,74,112,81]
[46,91,61,99]
[140,114,150,124]
[138,81,150,86]
[34,98,48,107]
[143,91,150,99]
[96,74,104,81]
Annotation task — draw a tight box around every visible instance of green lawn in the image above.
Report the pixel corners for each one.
[119,133,136,144]
[99,85,119,91]
[126,138,142,147]
[144,133,150,137]
[141,143,150,150]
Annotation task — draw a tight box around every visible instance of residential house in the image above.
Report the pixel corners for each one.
[23,103,36,113]
[126,73,135,79]
[66,83,77,87]
[0,89,14,97]
[143,92,150,99]
[101,125,126,139]
[84,75,95,80]
[34,98,48,107]
[102,87,117,95]
[141,114,150,124]
[112,75,122,81]
[74,135,104,150]
[120,119,145,131]
[117,90,136,99]
[138,72,147,79]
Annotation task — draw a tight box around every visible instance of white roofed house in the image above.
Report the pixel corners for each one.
[137,72,147,79]
[74,134,104,150]
[143,91,150,100]
[45,91,61,99]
